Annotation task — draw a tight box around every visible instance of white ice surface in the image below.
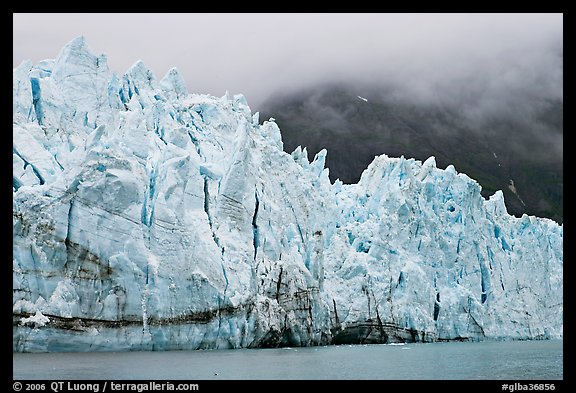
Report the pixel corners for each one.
[13,37,563,352]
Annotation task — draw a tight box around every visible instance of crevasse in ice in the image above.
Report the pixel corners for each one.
[13,37,563,351]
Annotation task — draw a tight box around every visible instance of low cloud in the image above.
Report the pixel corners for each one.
[13,13,562,156]
[13,13,562,109]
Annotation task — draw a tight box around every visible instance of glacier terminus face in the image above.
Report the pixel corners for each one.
[13,37,563,352]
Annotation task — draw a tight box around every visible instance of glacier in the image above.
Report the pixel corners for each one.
[13,37,563,352]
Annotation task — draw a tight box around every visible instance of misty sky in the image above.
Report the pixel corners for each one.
[13,13,562,111]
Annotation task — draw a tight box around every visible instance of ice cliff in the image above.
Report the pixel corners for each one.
[13,37,563,352]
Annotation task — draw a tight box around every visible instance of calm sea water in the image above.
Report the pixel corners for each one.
[13,340,562,380]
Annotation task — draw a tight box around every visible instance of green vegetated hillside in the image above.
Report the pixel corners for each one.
[259,83,563,223]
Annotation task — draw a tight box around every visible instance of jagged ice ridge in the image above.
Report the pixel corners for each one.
[13,37,563,352]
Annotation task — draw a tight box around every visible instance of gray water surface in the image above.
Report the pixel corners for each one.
[13,340,563,380]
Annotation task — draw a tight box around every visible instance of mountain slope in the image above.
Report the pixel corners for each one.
[259,83,563,223]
